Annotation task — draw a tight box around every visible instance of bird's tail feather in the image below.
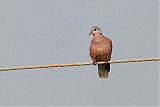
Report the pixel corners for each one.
[98,64,110,78]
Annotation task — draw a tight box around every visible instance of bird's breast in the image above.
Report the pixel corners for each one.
[90,42,112,61]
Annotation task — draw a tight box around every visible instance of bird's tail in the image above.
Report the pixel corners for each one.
[98,64,110,78]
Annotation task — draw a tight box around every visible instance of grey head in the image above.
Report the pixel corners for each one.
[89,26,102,35]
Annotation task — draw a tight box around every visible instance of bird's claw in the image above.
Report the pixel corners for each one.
[92,61,97,65]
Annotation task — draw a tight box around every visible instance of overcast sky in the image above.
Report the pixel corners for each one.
[0,0,159,106]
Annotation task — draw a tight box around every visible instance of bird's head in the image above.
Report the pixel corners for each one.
[89,26,102,35]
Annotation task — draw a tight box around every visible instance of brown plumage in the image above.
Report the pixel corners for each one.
[89,26,112,78]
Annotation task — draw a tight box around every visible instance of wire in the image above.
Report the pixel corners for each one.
[0,58,159,71]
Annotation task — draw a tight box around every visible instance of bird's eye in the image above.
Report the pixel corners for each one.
[94,29,96,31]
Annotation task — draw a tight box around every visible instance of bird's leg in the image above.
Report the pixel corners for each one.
[105,60,109,64]
[92,56,97,65]
[92,60,97,65]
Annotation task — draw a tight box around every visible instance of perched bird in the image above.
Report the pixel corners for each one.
[89,26,112,78]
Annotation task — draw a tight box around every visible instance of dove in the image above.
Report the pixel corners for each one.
[89,26,112,78]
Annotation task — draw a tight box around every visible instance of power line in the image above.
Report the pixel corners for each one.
[0,58,159,71]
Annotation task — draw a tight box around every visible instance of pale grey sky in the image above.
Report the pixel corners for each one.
[0,0,159,106]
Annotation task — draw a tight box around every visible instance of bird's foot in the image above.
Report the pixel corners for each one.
[92,61,97,65]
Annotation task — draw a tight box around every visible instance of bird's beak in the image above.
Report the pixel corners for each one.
[89,31,92,35]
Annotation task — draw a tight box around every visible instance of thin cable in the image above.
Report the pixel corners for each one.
[0,58,159,71]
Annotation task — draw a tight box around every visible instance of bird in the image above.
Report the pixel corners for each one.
[89,26,112,78]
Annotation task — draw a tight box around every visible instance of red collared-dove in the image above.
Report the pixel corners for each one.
[89,26,112,78]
